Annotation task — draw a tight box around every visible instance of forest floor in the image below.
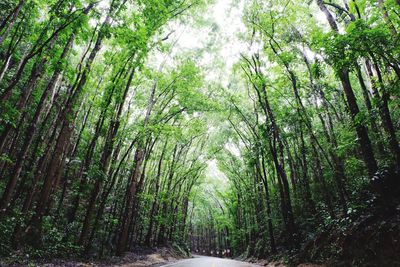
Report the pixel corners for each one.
[245,169,400,267]
[244,209,400,267]
[0,247,185,267]
[246,258,325,267]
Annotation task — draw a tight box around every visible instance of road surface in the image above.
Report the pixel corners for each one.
[160,256,261,267]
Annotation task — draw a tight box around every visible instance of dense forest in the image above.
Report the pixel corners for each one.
[0,0,399,266]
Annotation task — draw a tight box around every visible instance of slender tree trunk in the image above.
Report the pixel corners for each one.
[366,59,400,167]
[145,140,168,246]
[316,0,378,176]
[260,154,276,253]
[0,0,25,46]
[24,14,107,241]
[0,34,74,213]
[117,80,157,254]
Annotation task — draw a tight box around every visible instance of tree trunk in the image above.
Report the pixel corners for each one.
[316,0,378,176]
[0,0,25,46]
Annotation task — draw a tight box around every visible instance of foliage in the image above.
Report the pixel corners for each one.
[0,0,399,266]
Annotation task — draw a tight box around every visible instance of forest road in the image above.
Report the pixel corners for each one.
[160,256,262,267]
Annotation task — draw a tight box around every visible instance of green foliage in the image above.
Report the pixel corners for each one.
[0,0,399,265]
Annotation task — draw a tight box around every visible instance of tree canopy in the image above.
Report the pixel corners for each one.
[0,0,399,265]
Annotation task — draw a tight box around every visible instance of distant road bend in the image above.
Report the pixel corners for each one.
[160,256,261,267]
